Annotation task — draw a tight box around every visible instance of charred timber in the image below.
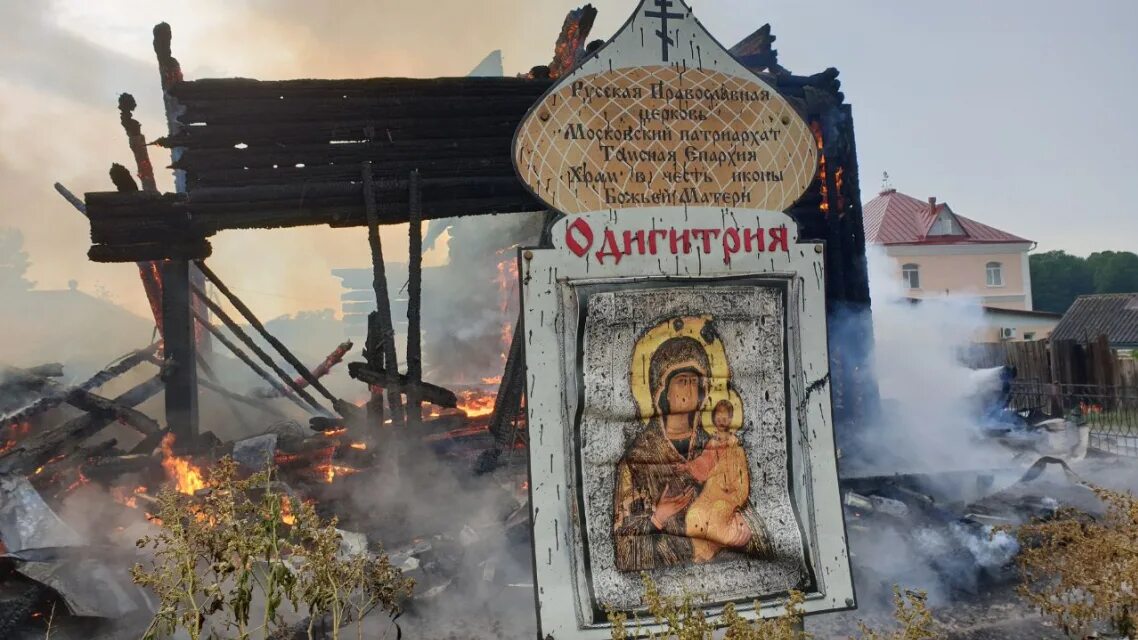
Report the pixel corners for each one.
[347,362,457,408]
[0,376,164,476]
[85,178,537,260]
[169,76,553,101]
[186,303,322,416]
[194,261,342,406]
[0,365,159,436]
[172,136,513,173]
[83,66,847,261]
[159,114,526,148]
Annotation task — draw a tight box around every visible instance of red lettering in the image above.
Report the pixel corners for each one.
[690,228,721,254]
[768,226,789,252]
[744,228,765,253]
[565,217,594,257]
[721,228,741,265]
[669,228,691,254]
[622,230,645,256]
[647,229,668,255]
[596,229,624,265]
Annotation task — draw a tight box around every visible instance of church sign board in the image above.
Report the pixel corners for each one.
[513,1,853,637]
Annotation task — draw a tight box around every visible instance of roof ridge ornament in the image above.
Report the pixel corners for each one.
[513,0,817,216]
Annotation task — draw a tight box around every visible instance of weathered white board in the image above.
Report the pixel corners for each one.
[513,1,852,637]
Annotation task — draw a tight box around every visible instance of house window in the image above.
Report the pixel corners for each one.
[902,263,920,289]
[986,261,1004,287]
[1024,332,1036,341]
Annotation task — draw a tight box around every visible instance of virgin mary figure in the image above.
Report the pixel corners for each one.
[612,319,772,572]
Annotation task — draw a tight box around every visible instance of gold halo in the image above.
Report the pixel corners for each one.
[630,315,743,435]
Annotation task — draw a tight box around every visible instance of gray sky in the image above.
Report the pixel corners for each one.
[1,0,1134,319]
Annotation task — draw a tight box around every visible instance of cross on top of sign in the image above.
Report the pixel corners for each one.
[644,0,685,62]
[513,0,818,217]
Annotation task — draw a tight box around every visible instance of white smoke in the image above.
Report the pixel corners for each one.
[857,246,1015,474]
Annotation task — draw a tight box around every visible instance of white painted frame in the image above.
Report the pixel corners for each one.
[521,208,854,639]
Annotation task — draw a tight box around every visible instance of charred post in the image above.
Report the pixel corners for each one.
[360,162,405,428]
[406,170,423,428]
[160,259,198,442]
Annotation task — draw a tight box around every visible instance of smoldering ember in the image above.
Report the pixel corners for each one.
[2,2,1137,640]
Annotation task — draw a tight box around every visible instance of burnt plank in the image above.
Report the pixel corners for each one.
[170,76,553,101]
[186,156,513,189]
[171,137,512,173]
[161,114,524,148]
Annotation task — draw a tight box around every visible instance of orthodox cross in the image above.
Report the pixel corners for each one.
[644,0,685,62]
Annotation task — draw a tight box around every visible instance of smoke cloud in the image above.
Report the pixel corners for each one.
[0,1,624,324]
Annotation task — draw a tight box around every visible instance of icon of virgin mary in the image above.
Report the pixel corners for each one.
[612,315,774,572]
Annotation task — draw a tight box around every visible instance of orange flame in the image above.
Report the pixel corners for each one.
[160,433,206,495]
[457,389,496,418]
[810,121,829,215]
[280,496,296,525]
[350,442,367,450]
[0,421,31,455]
[494,252,520,379]
[65,471,90,493]
[315,464,360,484]
[113,485,148,509]
[322,427,348,438]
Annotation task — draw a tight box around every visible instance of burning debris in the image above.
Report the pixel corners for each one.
[3,0,1132,638]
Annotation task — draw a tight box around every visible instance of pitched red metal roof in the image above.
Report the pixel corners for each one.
[863,190,1031,245]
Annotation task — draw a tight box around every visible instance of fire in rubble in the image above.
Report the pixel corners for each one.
[280,496,296,525]
[456,389,496,418]
[112,485,148,509]
[159,433,205,495]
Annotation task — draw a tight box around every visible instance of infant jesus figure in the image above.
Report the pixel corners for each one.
[683,399,771,563]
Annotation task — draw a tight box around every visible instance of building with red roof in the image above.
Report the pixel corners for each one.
[864,189,1057,341]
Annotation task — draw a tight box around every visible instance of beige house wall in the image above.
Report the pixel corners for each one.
[974,315,1059,343]
[884,242,1034,311]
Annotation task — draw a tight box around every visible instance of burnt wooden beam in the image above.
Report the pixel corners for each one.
[145,354,287,419]
[117,95,172,340]
[172,137,512,173]
[193,261,342,406]
[0,365,159,437]
[547,4,598,79]
[406,170,424,428]
[476,318,527,475]
[346,362,457,408]
[253,341,352,398]
[188,285,330,415]
[361,162,405,429]
[159,114,526,149]
[0,376,164,475]
[1,345,157,425]
[54,183,87,215]
[187,308,311,416]
[82,58,847,263]
[161,259,198,441]
[169,75,553,101]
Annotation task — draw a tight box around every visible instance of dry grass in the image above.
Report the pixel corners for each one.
[1014,485,1138,637]
[607,574,940,639]
[130,457,413,640]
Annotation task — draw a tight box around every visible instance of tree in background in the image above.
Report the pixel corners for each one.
[1030,249,1138,314]
[1029,250,1094,314]
[0,227,34,293]
[1086,250,1138,294]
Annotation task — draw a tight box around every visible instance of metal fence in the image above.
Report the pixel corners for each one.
[1009,381,1138,457]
